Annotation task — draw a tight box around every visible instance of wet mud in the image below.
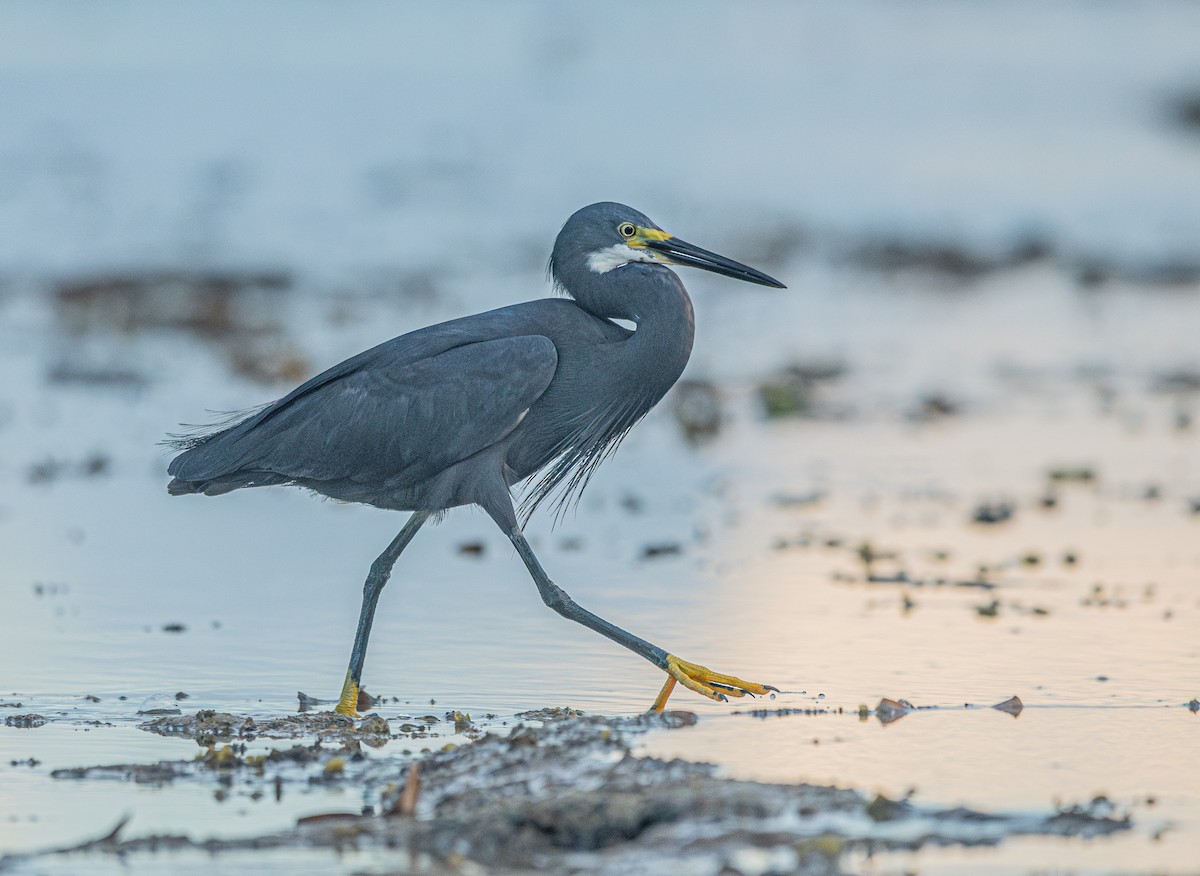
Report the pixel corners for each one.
[2,710,1132,875]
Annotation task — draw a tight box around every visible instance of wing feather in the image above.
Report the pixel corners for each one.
[169,335,557,492]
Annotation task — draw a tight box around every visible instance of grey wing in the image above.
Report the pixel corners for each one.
[168,335,557,492]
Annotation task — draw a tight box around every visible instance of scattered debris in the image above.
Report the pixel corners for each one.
[736,707,829,719]
[46,362,150,389]
[227,344,311,386]
[1075,257,1200,289]
[51,269,309,386]
[1169,89,1200,132]
[976,600,1001,618]
[19,715,1133,873]
[1151,369,1200,395]
[771,490,826,509]
[26,453,111,485]
[1049,795,1132,837]
[383,762,422,817]
[52,761,188,784]
[138,695,182,716]
[139,709,373,742]
[1048,465,1096,484]
[845,234,1050,282]
[866,792,912,822]
[757,360,847,419]
[296,691,330,711]
[4,714,48,729]
[640,542,683,560]
[992,696,1024,717]
[671,379,723,445]
[513,706,584,722]
[618,493,644,514]
[53,270,291,336]
[972,501,1014,525]
[457,540,486,557]
[875,698,915,725]
[448,711,478,735]
[909,393,961,422]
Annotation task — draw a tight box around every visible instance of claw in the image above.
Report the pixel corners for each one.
[651,654,774,712]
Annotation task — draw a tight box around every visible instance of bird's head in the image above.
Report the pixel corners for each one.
[549,202,785,302]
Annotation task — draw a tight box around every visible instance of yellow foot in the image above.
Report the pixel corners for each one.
[651,654,777,712]
[335,671,361,717]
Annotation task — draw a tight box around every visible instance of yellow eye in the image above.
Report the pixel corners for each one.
[618,222,636,239]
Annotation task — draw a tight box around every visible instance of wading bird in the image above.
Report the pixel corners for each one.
[166,202,783,714]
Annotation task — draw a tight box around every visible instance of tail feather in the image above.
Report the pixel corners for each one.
[163,403,274,496]
[166,477,241,496]
[162,404,268,455]
[166,477,200,496]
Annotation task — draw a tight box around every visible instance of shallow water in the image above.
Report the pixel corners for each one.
[3,281,1198,871]
[2,3,1200,872]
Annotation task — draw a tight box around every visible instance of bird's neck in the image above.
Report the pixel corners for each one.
[602,266,696,397]
[627,275,695,368]
[568,263,695,395]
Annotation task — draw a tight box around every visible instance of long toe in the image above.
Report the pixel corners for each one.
[654,654,775,711]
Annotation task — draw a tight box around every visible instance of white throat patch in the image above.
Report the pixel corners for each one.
[586,243,659,274]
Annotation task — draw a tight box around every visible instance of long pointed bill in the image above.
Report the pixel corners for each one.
[643,236,786,288]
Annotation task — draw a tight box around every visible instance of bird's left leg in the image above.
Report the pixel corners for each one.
[506,526,774,712]
[336,511,430,716]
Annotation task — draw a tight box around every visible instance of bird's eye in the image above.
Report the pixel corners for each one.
[618,222,636,239]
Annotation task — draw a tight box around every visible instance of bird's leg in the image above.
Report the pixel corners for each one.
[506,527,775,712]
[336,511,430,716]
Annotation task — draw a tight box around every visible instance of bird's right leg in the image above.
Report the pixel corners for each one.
[336,511,430,716]
[505,525,775,712]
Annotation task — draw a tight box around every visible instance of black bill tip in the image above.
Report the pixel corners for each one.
[645,236,786,288]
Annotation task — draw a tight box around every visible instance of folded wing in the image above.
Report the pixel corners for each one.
[168,334,558,496]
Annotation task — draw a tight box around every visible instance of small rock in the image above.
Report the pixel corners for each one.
[137,694,182,716]
[992,696,1024,717]
[874,698,914,725]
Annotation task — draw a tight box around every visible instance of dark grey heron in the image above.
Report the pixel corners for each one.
[166,202,783,715]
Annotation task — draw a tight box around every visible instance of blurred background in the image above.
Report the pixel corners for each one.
[1,2,1199,871]
[3,3,1200,404]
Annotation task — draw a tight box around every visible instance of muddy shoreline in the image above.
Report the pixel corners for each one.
[0,708,1135,875]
